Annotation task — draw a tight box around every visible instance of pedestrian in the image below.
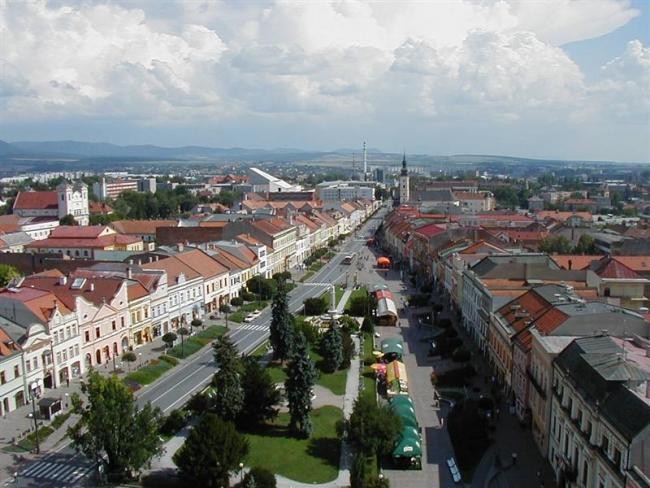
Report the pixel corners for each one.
[440,417,444,428]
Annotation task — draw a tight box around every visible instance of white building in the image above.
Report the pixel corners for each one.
[247,167,301,193]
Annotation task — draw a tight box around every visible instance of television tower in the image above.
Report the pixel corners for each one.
[363,141,367,181]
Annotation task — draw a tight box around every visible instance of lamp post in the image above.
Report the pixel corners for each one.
[138,352,142,368]
[238,462,244,483]
[29,382,40,454]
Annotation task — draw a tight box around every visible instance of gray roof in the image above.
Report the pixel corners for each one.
[471,254,556,276]
[555,336,650,441]
[0,315,27,344]
[411,189,456,202]
[0,231,33,247]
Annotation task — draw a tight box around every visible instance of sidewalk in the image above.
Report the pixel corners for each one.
[431,288,556,488]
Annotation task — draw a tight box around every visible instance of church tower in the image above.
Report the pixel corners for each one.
[399,153,410,205]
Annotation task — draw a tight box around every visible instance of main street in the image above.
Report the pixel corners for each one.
[10,207,387,487]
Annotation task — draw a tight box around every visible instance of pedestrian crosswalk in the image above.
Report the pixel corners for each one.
[20,459,95,485]
[303,282,333,287]
[239,324,268,331]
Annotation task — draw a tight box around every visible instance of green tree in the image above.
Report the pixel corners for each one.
[304,296,328,316]
[173,413,249,488]
[220,304,232,328]
[320,326,343,373]
[345,394,402,458]
[122,351,136,372]
[239,356,281,427]
[285,333,316,437]
[212,335,244,422]
[0,264,21,287]
[246,276,277,301]
[161,332,177,349]
[243,467,276,488]
[270,280,294,362]
[68,370,162,481]
[177,327,190,357]
[340,328,355,369]
[59,214,77,226]
[573,234,596,254]
[361,315,374,334]
[539,235,572,254]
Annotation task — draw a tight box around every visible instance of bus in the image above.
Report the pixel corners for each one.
[342,253,356,264]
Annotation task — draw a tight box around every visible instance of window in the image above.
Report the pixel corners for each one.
[111,320,116,330]
[95,327,101,338]
[144,308,148,319]
[121,317,125,328]
[85,331,90,342]
[13,365,20,378]
[56,352,62,364]
[601,435,609,453]
[582,460,588,486]
[74,345,79,356]
[65,326,70,339]
[26,360,31,372]
[576,409,582,426]
[33,357,38,369]
[613,448,622,469]
[62,350,67,362]
[585,421,592,440]
[0,371,5,385]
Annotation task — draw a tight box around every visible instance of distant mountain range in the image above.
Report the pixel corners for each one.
[0,139,643,166]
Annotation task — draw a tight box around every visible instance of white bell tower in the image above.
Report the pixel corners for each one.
[399,153,409,205]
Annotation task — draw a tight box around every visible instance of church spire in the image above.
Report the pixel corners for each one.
[400,152,408,176]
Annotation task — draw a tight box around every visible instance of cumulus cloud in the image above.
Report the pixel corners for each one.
[0,0,646,158]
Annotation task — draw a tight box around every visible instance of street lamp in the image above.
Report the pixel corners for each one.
[138,352,142,368]
[238,462,244,483]
[29,382,40,454]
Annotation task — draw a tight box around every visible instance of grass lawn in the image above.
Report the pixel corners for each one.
[168,325,226,359]
[230,301,269,323]
[360,332,378,404]
[309,261,324,273]
[300,270,315,282]
[320,286,344,309]
[245,406,343,483]
[267,364,288,384]
[344,287,369,314]
[251,341,270,357]
[125,356,175,385]
[310,347,347,396]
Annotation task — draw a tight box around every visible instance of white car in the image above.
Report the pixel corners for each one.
[244,310,261,322]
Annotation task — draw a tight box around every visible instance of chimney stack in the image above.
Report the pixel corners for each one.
[90,283,95,292]
[59,275,67,286]
[127,267,133,279]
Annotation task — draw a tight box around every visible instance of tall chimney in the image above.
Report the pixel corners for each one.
[363,141,367,181]
[127,267,133,279]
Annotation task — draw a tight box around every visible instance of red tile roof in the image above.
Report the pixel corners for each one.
[0,215,20,233]
[20,273,125,310]
[413,223,445,238]
[0,326,21,357]
[25,233,141,249]
[50,225,112,239]
[110,220,177,235]
[13,191,58,210]
[589,256,645,280]
[613,256,650,273]
[550,255,602,271]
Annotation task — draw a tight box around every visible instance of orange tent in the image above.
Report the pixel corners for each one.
[377,256,391,268]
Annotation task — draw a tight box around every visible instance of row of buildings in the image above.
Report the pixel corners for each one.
[379,206,650,488]
[0,193,381,417]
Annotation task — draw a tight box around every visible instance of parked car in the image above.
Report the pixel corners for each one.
[244,310,261,322]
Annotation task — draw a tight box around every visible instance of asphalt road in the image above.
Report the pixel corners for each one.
[10,207,388,487]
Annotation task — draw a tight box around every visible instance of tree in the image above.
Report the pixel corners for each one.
[212,335,244,422]
[246,276,277,301]
[220,304,231,328]
[538,235,572,254]
[0,264,21,287]
[285,333,316,437]
[340,328,355,369]
[320,327,343,373]
[190,318,202,332]
[177,327,189,357]
[59,214,77,226]
[122,351,136,372]
[269,280,294,362]
[573,234,596,255]
[345,394,402,458]
[361,315,374,334]
[173,413,249,488]
[243,467,277,488]
[304,296,328,316]
[239,356,281,427]
[68,370,163,481]
[161,332,177,349]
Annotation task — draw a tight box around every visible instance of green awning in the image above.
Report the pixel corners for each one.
[390,402,418,428]
[381,338,404,356]
[390,395,414,409]
[392,432,422,457]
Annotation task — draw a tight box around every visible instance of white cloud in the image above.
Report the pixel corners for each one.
[0,0,647,160]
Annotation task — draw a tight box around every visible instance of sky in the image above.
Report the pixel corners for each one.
[0,0,649,162]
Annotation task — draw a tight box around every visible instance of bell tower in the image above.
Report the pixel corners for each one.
[399,153,409,205]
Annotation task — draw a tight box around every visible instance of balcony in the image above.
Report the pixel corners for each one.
[527,368,546,399]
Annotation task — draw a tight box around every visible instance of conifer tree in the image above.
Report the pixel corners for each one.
[320,326,343,373]
[269,279,294,362]
[212,335,244,421]
[285,332,316,437]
